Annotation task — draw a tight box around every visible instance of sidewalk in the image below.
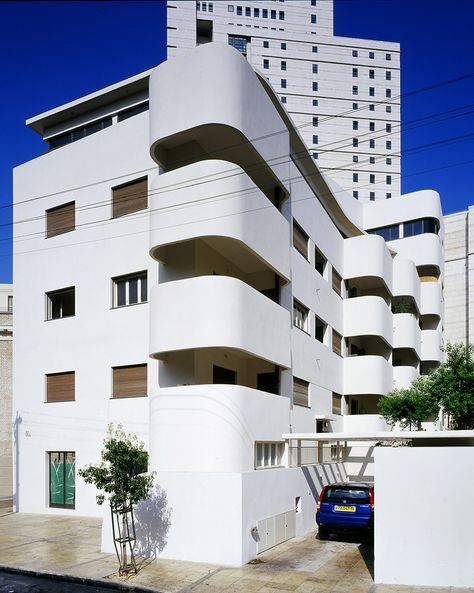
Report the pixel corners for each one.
[0,513,471,593]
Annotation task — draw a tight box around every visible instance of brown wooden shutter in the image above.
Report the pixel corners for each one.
[332,392,342,415]
[293,220,309,259]
[332,267,342,296]
[113,364,147,398]
[332,330,342,356]
[293,377,309,407]
[47,372,75,402]
[112,178,148,218]
[46,202,75,238]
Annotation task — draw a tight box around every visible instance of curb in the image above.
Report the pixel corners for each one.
[0,564,164,593]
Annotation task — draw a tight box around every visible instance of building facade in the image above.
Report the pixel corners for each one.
[167,0,401,203]
[0,284,13,513]
[13,44,443,564]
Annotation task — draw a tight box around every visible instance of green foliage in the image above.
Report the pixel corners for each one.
[79,424,155,509]
[427,343,474,430]
[378,376,439,430]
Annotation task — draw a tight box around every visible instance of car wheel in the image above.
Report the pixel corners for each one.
[318,526,329,540]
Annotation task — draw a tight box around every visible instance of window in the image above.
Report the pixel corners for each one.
[386,53,392,60]
[369,156,375,164]
[353,155,359,162]
[353,191,359,199]
[387,175,392,185]
[312,81,318,92]
[352,120,358,130]
[332,267,342,297]
[370,174,375,184]
[369,139,375,148]
[48,117,112,150]
[403,218,440,237]
[313,99,319,106]
[312,63,318,73]
[7,295,13,312]
[312,135,318,144]
[353,138,358,147]
[46,372,75,403]
[352,67,358,78]
[369,87,375,96]
[369,121,375,131]
[386,140,392,149]
[293,377,309,407]
[353,173,358,182]
[386,157,392,164]
[312,152,318,160]
[46,287,75,320]
[311,0,317,5]
[332,393,342,415]
[245,6,250,16]
[112,177,147,218]
[369,51,374,59]
[293,220,309,259]
[386,193,392,199]
[279,10,285,20]
[313,116,318,126]
[281,79,287,88]
[46,202,75,238]
[213,365,236,384]
[332,330,342,356]
[281,42,286,50]
[386,88,392,98]
[369,69,375,79]
[370,192,375,201]
[352,103,358,109]
[281,60,287,71]
[263,40,269,48]
[352,49,358,57]
[352,85,358,95]
[386,71,392,80]
[271,9,276,19]
[49,452,75,508]
[312,45,318,53]
[386,123,392,132]
[112,271,147,307]
[368,224,400,241]
[117,102,149,122]
[228,35,249,55]
[112,364,147,398]
[208,3,213,12]
[263,59,269,69]
[281,96,287,104]
[255,442,284,469]
[254,7,259,17]
[315,316,327,343]
[262,8,268,18]
[386,105,392,113]
[293,299,309,333]
[315,247,327,276]
[369,104,375,111]
[311,14,317,24]
[228,5,234,12]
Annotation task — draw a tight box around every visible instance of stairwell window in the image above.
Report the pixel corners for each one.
[332,268,342,297]
[46,287,75,320]
[293,377,309,407]
[255,442,285,469]
[112,177,148,218]
[315,316,327,344]
[293,220,309,259]
[315,246,327,276]
[112,271,147,307]
[332,330,343,356]
[293,299,309,334]
[332,392,342,415]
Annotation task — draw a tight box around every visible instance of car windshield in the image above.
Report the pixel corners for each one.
[323,486,370,503]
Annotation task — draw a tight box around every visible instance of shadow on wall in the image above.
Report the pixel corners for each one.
[301,462,348,499]
[134,483,172,559]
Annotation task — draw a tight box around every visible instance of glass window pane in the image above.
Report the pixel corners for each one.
[128,278,138,304]
[117,281,126,306]
[141,275,147,303]
[65,452,75,506]
[50,452,65,505]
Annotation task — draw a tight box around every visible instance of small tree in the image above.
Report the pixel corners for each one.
[79,424,155,575]
[428,343,474,429]
[378,376,439,430]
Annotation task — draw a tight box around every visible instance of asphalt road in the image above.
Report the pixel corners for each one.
[0,571,132,593]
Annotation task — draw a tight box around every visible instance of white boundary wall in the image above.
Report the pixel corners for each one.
[375,447,474,588]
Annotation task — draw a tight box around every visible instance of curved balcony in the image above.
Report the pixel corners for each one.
[344,356,393,395]
[149,160,290,282]
[421,329,443,362]
[149,384,291,473]
[393,313,421,356]
[344,234,393,295]
[420,281,443,318]
[393,257,420,311]
[342,414,391,433]
[344,296,393,347]
[149,275,291,368]
[149,43,289,196]
[388,234,443,276]
[393,366,419,389]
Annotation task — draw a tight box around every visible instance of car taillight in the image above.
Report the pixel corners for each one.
[316,486,327,512]
[369,487,375,512]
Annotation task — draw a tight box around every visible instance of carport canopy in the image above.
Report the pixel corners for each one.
[282,429,474,442]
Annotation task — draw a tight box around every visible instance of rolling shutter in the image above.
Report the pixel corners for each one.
[293,220,309,259]
[113,364,147,398]
[46,202,75,238]
[293,377,309,407]
[47,372,75,402]
[112,178,148,218]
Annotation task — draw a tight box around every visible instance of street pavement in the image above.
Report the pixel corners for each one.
[0,513,472,593]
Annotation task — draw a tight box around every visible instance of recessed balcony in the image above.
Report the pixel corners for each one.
[149,275,291,368]
[393,257,421,311]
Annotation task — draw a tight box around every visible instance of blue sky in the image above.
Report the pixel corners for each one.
[1,0,473,283]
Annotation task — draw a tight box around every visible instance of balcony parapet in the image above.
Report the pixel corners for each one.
[393,366,419,389]
[344,296,392,346]
[344,234,393,294]
[393,313,421,357]
[344,355,393,396]
[420,281,443,318]
[421,329,443,362]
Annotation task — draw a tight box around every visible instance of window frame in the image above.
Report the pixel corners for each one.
[293,377,309,407]
[255,442,285,469]
[293,299,310,334]
[112,271,148,308]
[112,364,148,399]
[48,451,75,509]
[111,177,148,219]
[46,287,75,321]
[46,201,76,239]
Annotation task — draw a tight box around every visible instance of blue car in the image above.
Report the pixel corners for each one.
[316,482,374,540]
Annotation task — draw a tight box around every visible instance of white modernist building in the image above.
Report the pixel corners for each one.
[0,284,13,512]
[13,44,443,565]
[167,0,401,202]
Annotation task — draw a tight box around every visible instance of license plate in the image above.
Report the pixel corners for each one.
[334,505,356,512]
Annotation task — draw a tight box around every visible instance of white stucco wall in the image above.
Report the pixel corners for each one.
[375,447,474,588]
